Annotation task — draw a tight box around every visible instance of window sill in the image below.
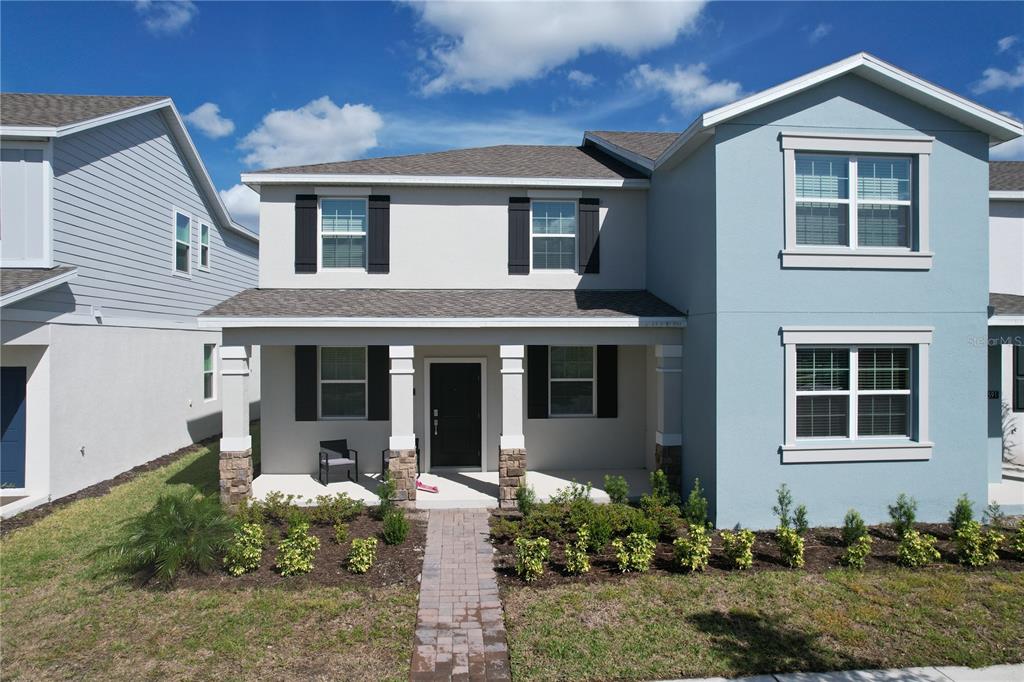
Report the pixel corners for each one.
[781,249,933,270]
[318,415,367,421]
[780,440,933,463]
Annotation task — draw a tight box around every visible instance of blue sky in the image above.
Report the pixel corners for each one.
[3,1,1023,228]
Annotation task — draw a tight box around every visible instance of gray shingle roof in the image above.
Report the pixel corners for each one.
[991,161,1024,192]
[0,93,167,127]
[991,293,1024,316]
[251,145,647,180]
[0,266,76,297]
[586,131,680,162]
[201,288,683,320]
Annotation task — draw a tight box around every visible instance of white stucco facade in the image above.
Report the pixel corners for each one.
[990,198,1024,296]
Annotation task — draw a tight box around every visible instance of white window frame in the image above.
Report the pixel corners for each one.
[781,131,933,270]
[530,199,579,273]
[548,345,596,418]
[318,197,368,271]
[317,346,368,420]
[782,326,933,463]
[203,343,217,401]
[198,222,211,271]
[171,208,192,277]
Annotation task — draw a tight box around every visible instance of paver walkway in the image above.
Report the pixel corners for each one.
[411,510,511,681]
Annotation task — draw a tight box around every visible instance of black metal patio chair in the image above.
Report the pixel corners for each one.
[319,439,358,484]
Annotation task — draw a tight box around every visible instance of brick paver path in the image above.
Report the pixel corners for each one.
[411,510,511,681]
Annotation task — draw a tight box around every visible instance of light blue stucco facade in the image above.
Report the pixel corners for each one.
[648,74,992,528]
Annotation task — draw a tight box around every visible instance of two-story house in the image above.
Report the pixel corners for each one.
[0,94,260,517]
[202,53,1022,527]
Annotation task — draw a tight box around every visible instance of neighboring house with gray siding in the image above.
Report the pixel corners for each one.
[201,53,1022,526]
[0,94,260,516]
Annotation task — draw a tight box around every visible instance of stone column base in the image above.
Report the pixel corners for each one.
[654,443,683,497]
[219,449,253,511]
[386,449,418,505]
[498,448,527,510]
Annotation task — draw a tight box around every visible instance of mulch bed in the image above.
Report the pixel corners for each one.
[179,511,428,590]
[489,513,1024,589]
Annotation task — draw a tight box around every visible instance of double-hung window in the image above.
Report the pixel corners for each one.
[319,347,367,418]
[532,201,577,270]
[199,223,211,270]
[321,198,367,269]
[549,346,595,416]
[203,343,216,400]
[173,210,191,275]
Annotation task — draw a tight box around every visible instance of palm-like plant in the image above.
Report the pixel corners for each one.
[96,491,234,584]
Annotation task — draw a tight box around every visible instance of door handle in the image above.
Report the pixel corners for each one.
[433,418,438,436]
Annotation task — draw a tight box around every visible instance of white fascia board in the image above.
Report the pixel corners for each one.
[582,133,656,172]
[240,173,649,190]
[199,315,686,329]
[0,267,77,308]
[989,315,1024,327]
[990,191,1024,201]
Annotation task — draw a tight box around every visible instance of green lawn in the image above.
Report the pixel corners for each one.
[0,428,417,682]
[503,569,1024,681]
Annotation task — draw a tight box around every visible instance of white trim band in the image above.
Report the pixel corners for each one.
[781,326,934,345]
[243,173,649,189]
[656,431,682,447]
[220,436,252,452]
[781,441,933,463]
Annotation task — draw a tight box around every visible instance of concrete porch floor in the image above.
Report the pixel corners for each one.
[251,468,652,510]
[989,462,1024,515]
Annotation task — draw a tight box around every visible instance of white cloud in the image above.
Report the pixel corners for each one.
[627,63,743,112]
[183,102,235,139]
[239,96,384,168]
[385,111,581,150]
[973,61,1024,94]
[219,183,260,231]
[134,0,196,35]
[998,35,1019,53]
[411,1,705,94]
[991,135,1024,161]
[808,22,832,44]
[567,70,597,88]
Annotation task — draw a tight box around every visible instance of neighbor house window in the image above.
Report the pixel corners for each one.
[532,201,576,270]
[174,210,191,274]
[321,198,367,269]
[203,343,216,400]
[199,223,211,270]
[549,346,594,416]
[319,347,367,418]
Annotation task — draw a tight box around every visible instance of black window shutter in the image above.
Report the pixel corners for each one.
[508,197,530,274]
[367,195,390,274]
[527,345,548,419]
[1015,345,1024,412]
[367,345,389,420]
[578,198,600,274]
[295,345,318,421]
[294,194,318,273]
[596,345,618,418]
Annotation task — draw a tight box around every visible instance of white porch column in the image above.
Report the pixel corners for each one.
[387,345,417,503]
[655,344,683,493]
[499,345,527,509]
[219,345,252,509]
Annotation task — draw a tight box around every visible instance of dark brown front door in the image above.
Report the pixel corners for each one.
[429,363,481,468]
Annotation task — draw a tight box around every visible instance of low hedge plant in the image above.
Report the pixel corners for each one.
[275,520,320,576]
[564,525,591,575]
[347,537,378,574]
[776,526,805,568]
[954,520,1003,567]
[673,523,711,572]
[224,522,265,576]
[514,536,550,582]
[896,529,939,567]
[721,529,755,570]
[611,532,656,573]
[840,534,873,569]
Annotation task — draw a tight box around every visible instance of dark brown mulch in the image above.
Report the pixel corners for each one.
[489,513,1024,589]
[179,511,428,590]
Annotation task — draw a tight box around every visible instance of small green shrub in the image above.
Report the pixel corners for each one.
[262,490,307,525]
[376,473,396,516]
[513,536,550,582]
[776,526,805,568]
[793,505,809,536]
[516,484,537,516]
[1011,525,1024,558]
[381,507,410,545]
[347,537,378,574]
[520,503,566,541]
[888,493,918,538]
[95,491,233,584]
[673,524,711,571]
[640,496,682,540]
[275,521,320,576]
[948,494,974,533]
[647,469,678,505]
[308,493,364,526]
[683,478,708,528]
[603,475,629,505]
[611,532,656,573]
[234,497,267,526]
[841,509,868,547]
[564,525,590,575]
[567,502,612,552]
[772,483,794,529]
[490,516,521,542]
[954,520,1003,567]
[550,480,592,506]
[721,529,755,570]
[224,522,265,576]
[841,533,873,569]
[896,529,939,567]
[333,522,349,545]
[983,502,1006,528]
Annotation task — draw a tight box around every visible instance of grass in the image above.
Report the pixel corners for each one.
[503,568,1024,681]
[0,427,417,682]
